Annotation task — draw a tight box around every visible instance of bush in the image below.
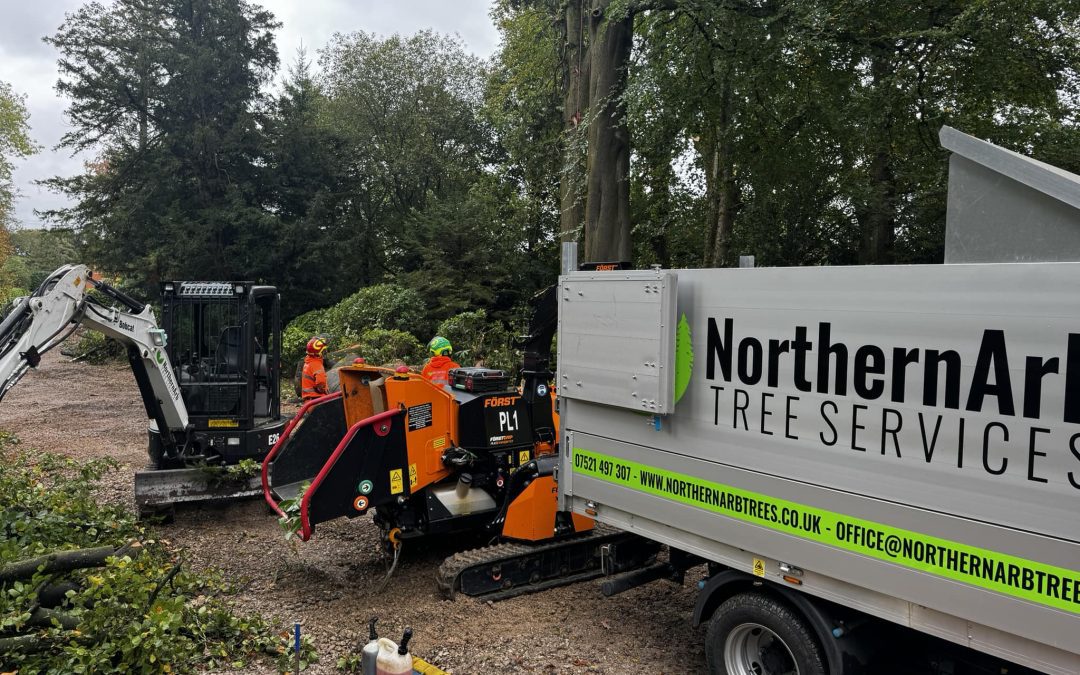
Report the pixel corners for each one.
[282,284,427,366]
[356,328,424,368]
[70,329,126,364]
[0,286,28,306]
[0,433,308,672]
[324,284,427,338]
[436,310,517,372]
[281,309,328,367]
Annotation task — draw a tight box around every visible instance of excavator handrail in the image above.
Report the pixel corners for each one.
[261,390,344,518]
[299,407,403,541]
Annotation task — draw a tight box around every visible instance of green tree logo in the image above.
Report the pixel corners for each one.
[674,313,693,404]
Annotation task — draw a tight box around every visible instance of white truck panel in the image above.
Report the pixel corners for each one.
[559,263,1080,672]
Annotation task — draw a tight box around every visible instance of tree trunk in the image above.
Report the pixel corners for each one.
[858,51,898,264]
[702,65,738,267]
[583,0,634,263]
[560,0,590,245]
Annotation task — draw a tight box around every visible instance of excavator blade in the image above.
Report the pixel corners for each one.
[134,467,263,518]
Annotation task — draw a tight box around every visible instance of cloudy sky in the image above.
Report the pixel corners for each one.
[0,0,500,228]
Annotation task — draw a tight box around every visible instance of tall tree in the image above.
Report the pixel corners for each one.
[263,50,347,318]
[43,0,280,294]
[316,31,491,292]
[0,81,38,231]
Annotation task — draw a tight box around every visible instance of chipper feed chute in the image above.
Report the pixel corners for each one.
[263,365,404,539]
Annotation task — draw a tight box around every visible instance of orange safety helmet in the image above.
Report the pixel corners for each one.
[306,336,328,356]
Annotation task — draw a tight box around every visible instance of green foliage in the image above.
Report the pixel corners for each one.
[8,229,80,290]
[355,329,424,368]
[435,309,517,372]
[325,284,427,339]
[281,284,426,366]
[0,286,28,306]
[625,1,1080,268]
[0,80,39,229]
[275,481,309,541]
[71,330,126,364]
[0,433,298,672]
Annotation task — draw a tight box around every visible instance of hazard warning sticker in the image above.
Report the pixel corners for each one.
[389,469,404,495]
[753,558,766,577]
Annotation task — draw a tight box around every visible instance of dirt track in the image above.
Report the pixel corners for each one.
[0,351,706,674]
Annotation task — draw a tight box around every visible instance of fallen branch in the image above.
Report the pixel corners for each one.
[0,633,45,653]
[144,557,183,612]
[28,607,79,631]
[0,542,140,584]
[38,581,81,609]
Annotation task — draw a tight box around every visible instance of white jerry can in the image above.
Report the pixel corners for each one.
[374,628,413,675]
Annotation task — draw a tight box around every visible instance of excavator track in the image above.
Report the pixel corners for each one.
[435,525,659,602]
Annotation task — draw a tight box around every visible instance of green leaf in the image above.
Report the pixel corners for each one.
[673,313,693,404]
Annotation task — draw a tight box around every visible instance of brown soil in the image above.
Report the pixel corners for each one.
[0,351,706,674]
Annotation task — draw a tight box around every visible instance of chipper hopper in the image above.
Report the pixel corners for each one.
[263,356,659,600]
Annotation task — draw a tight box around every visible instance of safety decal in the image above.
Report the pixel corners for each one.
[752,558,766,578]
[389,469,404,495]
[408,463,418,489]
[518,450,530,465]
[407,403,432,431]
[572,447,1080,614]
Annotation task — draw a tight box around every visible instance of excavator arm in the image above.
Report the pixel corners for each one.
[0,264,190,453]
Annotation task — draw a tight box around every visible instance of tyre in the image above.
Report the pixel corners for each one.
[706,592,826,675]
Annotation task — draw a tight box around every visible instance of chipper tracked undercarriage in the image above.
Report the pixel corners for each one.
[263,289,659,600]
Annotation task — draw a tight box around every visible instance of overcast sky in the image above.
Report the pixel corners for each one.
[0,0,500,229]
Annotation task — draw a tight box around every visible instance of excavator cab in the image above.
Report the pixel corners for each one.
[153,281,286,467]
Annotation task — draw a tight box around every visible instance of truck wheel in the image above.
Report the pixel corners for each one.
[706,592,826,675]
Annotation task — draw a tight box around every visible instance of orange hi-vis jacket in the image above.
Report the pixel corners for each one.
[421,355,460,387]
[301,355,328,400]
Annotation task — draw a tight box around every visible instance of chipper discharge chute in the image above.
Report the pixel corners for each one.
[263,361,659,600]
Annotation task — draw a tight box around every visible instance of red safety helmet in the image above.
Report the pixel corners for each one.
[306,337,328,356]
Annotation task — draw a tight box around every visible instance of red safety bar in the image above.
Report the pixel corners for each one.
[261,391,343,518]
[299,407,402,541]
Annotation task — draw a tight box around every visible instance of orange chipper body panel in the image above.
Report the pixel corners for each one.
[383,373,456,492]
[503,475,594,541]
[339,367,455,494]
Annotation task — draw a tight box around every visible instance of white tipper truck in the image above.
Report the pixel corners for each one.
[555,127,1080,675]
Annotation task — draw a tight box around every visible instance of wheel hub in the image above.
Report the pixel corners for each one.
[724,622,799,675]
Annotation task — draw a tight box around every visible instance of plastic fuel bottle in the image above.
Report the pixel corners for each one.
[375,627,413,675]
[360,617,379,674]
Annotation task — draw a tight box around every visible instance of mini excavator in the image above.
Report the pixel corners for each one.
[0,264,286,516]
[263,287,659,600]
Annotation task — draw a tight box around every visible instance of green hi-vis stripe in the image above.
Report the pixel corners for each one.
[572,448,1080,614]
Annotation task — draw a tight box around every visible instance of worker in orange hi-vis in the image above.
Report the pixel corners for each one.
[301,337,329,401]
[420,336,460,387]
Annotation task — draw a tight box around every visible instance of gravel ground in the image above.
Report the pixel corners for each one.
[0,351,707,674]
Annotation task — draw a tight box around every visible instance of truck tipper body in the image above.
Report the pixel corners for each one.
[556,128,1080,674]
